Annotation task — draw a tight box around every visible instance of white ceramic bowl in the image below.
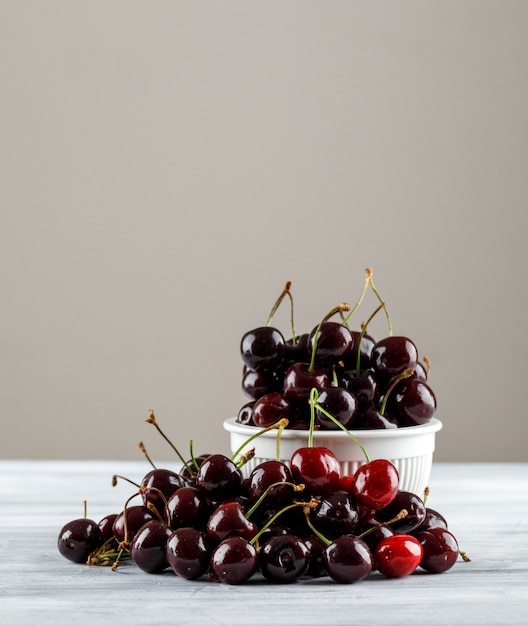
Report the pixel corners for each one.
[223,417,443,497]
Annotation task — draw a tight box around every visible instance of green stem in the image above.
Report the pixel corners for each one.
[309,388,371,463]
[355,302,386,377]
[230,418,289,462]
[266,280,292,327]
[302,503,332,547]
[309,303,350,373]
[245,481,304,519]
[367,270,393,336]
[249,498,318,547]
[342,268,371,325]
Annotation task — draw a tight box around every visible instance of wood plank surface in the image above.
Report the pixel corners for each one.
[1,461,527,625]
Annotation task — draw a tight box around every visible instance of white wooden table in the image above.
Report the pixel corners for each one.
[1,461,527,625]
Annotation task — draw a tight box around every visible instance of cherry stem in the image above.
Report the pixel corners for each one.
[230,418,289,462]
[423,355,431,377]
[245,481,305,520]
[342,268,371,325]
[302,503,332,547]
[83,500,88,519]
[112,474,141,489]
[354,302,386,377]
[379,368,415,416]
[275,418,287,461]
[266,280,293,327]
[366,268,393,336]
[189,440,200,472]
[308,387,318,448]
[356,509,409,540]
[235,447,255,468]
[249,498,319,547]
[459,550,471,562]
[309,387,371,463]
[145,410,193,475]
[308,303,350,373]
[138,441,156,469]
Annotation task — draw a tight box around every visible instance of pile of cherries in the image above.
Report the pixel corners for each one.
[238,273,437,431]
[57,411,467,585]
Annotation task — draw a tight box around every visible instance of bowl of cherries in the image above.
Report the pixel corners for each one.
[226,272,442,496]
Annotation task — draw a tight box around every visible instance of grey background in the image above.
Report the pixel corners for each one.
[1,1,527,463]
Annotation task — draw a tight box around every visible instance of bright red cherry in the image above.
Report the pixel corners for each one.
[351,459,399,510]
[375,534,423,578]
[290,446,341,495]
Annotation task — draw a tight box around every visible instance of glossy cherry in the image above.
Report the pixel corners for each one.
[370,336,418,378]
[140,468,182,517]
[351,459,400,510]
[240,326,286,371]
[166,527,211,580]
[417,527,459,573]
[209,536,259,584]
[259,534,310,583]
[251,392,295,428]
[314,387,359,430]
[57,517,103,563]
[195,454,243,502]
[376,490,426,534]
[167,486,212,530]
[112,505,157,543]
[375,533,423,578]
[322,534,373,584]
[130,519,172,573]
[290,446,341,495]
[206,501,257,545]
[308,321,354,368]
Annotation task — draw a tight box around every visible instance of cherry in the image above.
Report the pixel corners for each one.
[417,527,459,574]
[130,519,172,573]
[112,505,157,544]
[167,486,212,530]
[98,513,118,545]
[195,454,243,502]
[354,406,399,430]
[166,527,211,580]
[314,387,359,429]
[242,367,281,400]
[303,533,327,578]
[140,468,182,517]
[290,446,341,495]
[370,336,418,378]
[58,515,103,564]
[346,330,376,372]
[375,534,423,578]
[247,460,295,509]
[308,321,354,368]
[322,534,373,584]
[412,507,448,535]
[241,326,286,371]
[251,392,295,428]
[376,491,426,534]
[284,333,310,368]
[283,362,330,404]
[310,490,359,539]
[209,536,259,584]
[351,459,400,510]
[258,534,310,583]
[392,379,437,426]
[340,368,380,407]
[206,501,258,545]
[236,401,255,425]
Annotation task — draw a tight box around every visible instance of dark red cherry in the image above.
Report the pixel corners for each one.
[259,534,310,583]
[166,527,211,580]
[375,534,423,578]
[247,460,294,509]
[140,468,183,517]
[98,513,118,545]
[376,490,426,534]
[417,527,459,573]
[303,533,327,578]
[241,326,285,371]
[310,490,359,539]
[251,392,295,428]
[354,406,399,430]
[284,334,310,367]
[57,517,103,563]
[242,366,281,400]
[290,446,341,495]
[412,507,448,535]
[370,336,418,377]
[195,454,243,502]
[167,486,212,530]
[340,369,380,407]
[345,331,376,372]
[210,536,259,584]
[322,535,373,584]
[308,321,354,367]
[130,519,172,573]
[206,501,257,545]
[351,459,399,510]
[392,379,437,426]
[283,363,330,404]
[112,505,157,543]
[314,387,359,429]
[236,401,255,425]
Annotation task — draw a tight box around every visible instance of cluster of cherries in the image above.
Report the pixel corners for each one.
[57,409,467,585]
[238,272,437,431]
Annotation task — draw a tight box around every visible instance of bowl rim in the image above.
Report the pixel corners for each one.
[223,416,443,440]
